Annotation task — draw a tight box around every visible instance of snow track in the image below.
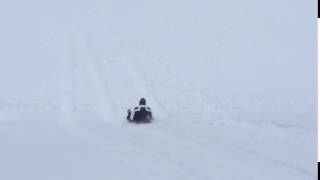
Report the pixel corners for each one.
[87,43,167,120]
[60,37,256,179]
[0,0,316,179]
[54,36,316,180]
[0,35,316,180]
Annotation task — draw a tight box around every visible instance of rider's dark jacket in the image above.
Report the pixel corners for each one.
[127,105,153,122]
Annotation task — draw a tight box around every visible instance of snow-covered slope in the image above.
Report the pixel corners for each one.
[0,0,317,179]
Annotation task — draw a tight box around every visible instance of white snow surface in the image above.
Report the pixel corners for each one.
[0,0,317,180]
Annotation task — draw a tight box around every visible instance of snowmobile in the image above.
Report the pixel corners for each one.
[127,98,153,123]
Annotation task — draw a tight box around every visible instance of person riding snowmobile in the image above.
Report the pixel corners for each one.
[127,98,153,123]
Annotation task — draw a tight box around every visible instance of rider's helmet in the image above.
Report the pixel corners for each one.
[139,98,146,105]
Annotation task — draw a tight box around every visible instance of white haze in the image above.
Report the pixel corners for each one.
[0,0,317,180]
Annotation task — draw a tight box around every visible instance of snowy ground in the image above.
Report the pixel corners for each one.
[0,0,317,179]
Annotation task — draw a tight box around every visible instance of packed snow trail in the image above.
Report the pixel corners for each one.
[85,40,168,121]
[0,35,316,180]
[53,36,316,180]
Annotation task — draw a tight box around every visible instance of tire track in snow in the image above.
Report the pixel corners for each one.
[79,39,271,179]
[59,41,196,179]
[123,45,170,117]
[85,43,168,120]
[58,37,164,180]
[124,57,168,118]
[74,38,117,124]
[63,37,311,180]
[71,37,205,179]
[69,39,258,179]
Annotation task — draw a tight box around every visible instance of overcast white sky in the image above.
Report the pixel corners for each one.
[0,0,317,102]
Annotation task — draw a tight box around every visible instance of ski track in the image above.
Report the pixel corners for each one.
[56,36,315,180]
